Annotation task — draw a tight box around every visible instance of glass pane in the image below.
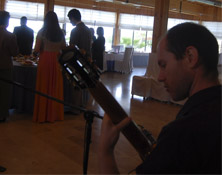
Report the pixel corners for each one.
[119,13,154,30]
[167,18,198,30]
[64,24,113,50]
[8,18,20,33]
[218,39,222,53]
[8,18,43,49]
[54,5,116,27]
[202,21,222,39]
[120,29,133,47]
[65,23,73,44]
[5,0,44,20]
[146,30,153,53]
[103,26,113,51]
[133,29,146,52]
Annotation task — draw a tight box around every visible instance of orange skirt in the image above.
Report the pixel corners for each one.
[33,51,64,123]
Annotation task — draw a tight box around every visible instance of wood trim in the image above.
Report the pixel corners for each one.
[44,0,55,16]
[54,0,221,22]
[113,11,120,45]
[152,0,169,53]
[0,0,5,10]
[0,0,220,21]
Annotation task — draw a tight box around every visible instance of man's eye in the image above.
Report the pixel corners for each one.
[160,63,166,68]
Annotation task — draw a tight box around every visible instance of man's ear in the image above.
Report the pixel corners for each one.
[184,46,199,69]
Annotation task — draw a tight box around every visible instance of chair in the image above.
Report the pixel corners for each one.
[114,47,134,73]
[131,53,186,105]
[131,53,169,100]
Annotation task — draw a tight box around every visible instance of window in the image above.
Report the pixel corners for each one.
[167,18,198,30]
[54,5,116,49]
[5,0,44,20]
[88,26,113,51]
[119,13,154,53]
[119,13,154,30]
[7,18,43,37]
[54,5,116,27]
[5,0,44,48]
[202,21,222,53]
[120,29,133,47]
[134,30,147,52]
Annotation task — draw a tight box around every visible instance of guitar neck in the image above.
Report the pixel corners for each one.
[89,81,152,160]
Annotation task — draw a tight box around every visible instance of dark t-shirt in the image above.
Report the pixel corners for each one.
[136,85,221,174]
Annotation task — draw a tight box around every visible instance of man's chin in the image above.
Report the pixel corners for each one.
[171,94,187,102]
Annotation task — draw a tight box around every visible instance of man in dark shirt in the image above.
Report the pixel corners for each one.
[13,16,34,55]
[98,23,221,174]
[67,9,91,58]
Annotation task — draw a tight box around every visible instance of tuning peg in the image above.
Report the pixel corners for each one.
[79,49,86,56]
[72,81,76,87]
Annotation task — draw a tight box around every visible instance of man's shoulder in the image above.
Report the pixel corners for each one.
[14,26,20,30]
[21,26,33,33]
[73,23,90,34]
[77,22,90,30]
[26,26,33,32]
[13,26,20,32]
[1,30,16,39]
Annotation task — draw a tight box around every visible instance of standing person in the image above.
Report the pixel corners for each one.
[0,11,18,123]
[13,16,34,55]
[67,9,91,58]
[89,27,96,43]
[98,23,221,174]
[33,11,66,123]
[92,27,105,70]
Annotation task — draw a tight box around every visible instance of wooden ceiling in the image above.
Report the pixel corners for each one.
[55,0,222,21]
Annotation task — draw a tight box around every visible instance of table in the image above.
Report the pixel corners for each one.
[10,61,89,113]
[103,52,149,71]
[103,52,124,71]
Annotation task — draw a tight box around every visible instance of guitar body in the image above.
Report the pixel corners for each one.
[59,46,155,160]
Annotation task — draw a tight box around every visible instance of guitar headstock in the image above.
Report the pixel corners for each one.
[59,46,101,89]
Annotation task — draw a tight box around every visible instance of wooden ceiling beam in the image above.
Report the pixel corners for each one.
[55,0,221,21]
[1,0,220,21]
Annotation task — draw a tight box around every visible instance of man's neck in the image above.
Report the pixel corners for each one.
[189,70,220,97]
[76,21,82,25]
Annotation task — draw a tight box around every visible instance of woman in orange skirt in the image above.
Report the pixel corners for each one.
[33,11,66,123]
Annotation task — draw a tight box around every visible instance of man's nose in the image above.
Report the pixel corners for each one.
[158,70,165,82]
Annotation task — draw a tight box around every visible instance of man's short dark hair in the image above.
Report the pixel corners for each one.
[21,16,27,22]
[97,27,104,36]
[166,22,219,78]
[0,11,10,26]
[67,9,81,21]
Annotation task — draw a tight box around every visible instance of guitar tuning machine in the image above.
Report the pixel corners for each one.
[65,72,70,80]
[72,81,77,88]
[138,124,157,148]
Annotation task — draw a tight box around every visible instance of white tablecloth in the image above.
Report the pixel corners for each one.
[103,53,124,71]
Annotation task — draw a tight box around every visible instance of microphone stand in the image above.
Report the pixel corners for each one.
[83,110,103,175]
[0,78,103,175]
